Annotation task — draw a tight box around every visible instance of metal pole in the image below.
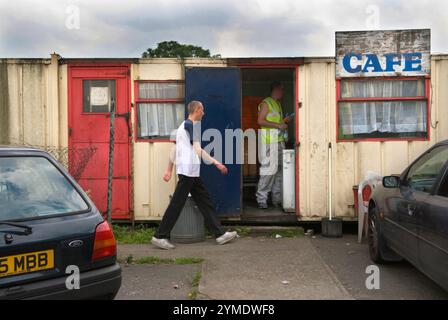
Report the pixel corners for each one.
[106,98,116,224]
[328,142,332,221]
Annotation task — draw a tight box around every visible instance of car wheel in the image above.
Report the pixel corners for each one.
[368,206,401,264]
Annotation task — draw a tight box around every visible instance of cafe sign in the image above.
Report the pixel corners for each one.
[336,29,430,77]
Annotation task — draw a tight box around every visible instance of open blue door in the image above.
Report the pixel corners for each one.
[185,67,241,216]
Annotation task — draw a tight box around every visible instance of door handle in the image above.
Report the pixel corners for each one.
[105,112,130,119]
[105,112,132,137]
[408,204,416,216]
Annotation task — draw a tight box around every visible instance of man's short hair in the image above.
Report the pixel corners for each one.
[187,101,202,114]
[270,81,283,93]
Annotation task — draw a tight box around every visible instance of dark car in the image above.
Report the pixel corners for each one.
[368,140,448,291]
[0,146,121,299]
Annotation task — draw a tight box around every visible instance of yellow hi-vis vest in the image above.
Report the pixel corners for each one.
[258,97,284,144]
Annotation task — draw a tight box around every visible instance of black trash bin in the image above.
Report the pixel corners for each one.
[170,195,205,243]
[321,217,343,238]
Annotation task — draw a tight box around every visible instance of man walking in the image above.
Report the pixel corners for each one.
[256,81,288,209]
[151,101,238,250]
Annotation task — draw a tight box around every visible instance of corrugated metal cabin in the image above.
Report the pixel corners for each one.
[1,31,448,224]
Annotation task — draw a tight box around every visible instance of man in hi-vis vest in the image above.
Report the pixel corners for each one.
[256,81,287,209]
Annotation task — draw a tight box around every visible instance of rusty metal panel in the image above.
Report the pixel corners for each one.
[2,56,446,223]
[298,55,448,221]
[0,57,64,149]
[133,142,177,221]
[22,63,46,146]
[334,143,356,218]
[227,57,305,66]
[298,62,333,219]
[432,56,448,142]
[0,62,9,144]
[336,29,431,77]
[133,142,152,220]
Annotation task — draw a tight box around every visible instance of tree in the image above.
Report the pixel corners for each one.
[142,41,221,59]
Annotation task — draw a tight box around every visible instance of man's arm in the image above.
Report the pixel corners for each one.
[193,142,228,174]
[257,102,287,130]
[163,144,176,182]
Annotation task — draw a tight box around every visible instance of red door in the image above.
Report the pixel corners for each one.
[68,65,131,220]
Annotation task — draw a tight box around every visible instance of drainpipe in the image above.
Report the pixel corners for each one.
[328,142,332,220]
[322,141,342,238]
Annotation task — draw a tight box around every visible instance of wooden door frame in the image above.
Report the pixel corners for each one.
[234,64,301,217]
[67,63,133,221]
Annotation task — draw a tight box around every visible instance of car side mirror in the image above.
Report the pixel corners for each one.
[383,176,400,188]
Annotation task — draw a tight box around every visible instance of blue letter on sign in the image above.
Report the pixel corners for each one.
[384,53,402,72]
[362,54,383,73]
[403,53,422,72]
[343,53,362,73]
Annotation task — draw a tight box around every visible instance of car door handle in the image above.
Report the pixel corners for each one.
[408,204,416,216]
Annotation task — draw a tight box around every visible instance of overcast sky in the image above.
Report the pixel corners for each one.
[0,0,447,58]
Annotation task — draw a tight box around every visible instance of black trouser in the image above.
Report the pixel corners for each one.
[155,174,225,239]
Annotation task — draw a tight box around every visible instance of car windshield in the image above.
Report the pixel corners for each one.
[0,156,89,221]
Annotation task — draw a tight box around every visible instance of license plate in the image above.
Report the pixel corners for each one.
[0,250,54,278]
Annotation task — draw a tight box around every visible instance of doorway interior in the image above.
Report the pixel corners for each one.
[240,67,297,223]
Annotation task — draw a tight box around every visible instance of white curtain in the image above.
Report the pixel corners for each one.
[137,82,185,138]
[138,103,184,137]
[341,79,425,98]
[138,83,184,99]
[339,80,427,136]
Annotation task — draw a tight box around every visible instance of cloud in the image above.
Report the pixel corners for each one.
[0,0,447,58]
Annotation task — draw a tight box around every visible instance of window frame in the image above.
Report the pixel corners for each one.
[81,78,117,115]
[435,161,448,198]
[400,145,448,195]
[134,80,185,142]
[336,76,431,142]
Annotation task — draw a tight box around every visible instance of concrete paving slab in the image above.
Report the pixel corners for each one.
[310,234,448,300]
[115,264,201,300]
[118,237,352,300]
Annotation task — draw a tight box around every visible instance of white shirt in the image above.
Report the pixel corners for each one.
[175,120,201,177]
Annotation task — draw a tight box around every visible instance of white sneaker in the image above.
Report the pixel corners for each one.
[151,237,176,250]
[216,231,238,245]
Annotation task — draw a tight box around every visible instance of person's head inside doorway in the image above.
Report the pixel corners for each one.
[187,100,205,122]
[270,81,284,101]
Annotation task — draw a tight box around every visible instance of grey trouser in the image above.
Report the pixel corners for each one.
[256,142,285,205]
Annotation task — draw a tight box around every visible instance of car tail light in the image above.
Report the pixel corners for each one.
[92,220,117,262]
[362,185,372,202]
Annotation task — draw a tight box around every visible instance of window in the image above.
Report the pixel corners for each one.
[0,157,89,221]
[437,173,448,198]
[135,81,185,139]
[337,78,429,141]
[83,79,116,113]
[404,146,448,193]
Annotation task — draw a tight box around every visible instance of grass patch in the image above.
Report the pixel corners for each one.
[270,229,304,238]
[234,227,252,237]
[206,227,251,238]
[174,257,205,265]
[188,271,202,300]
[118,255,204,265]
[112,224,155,244]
